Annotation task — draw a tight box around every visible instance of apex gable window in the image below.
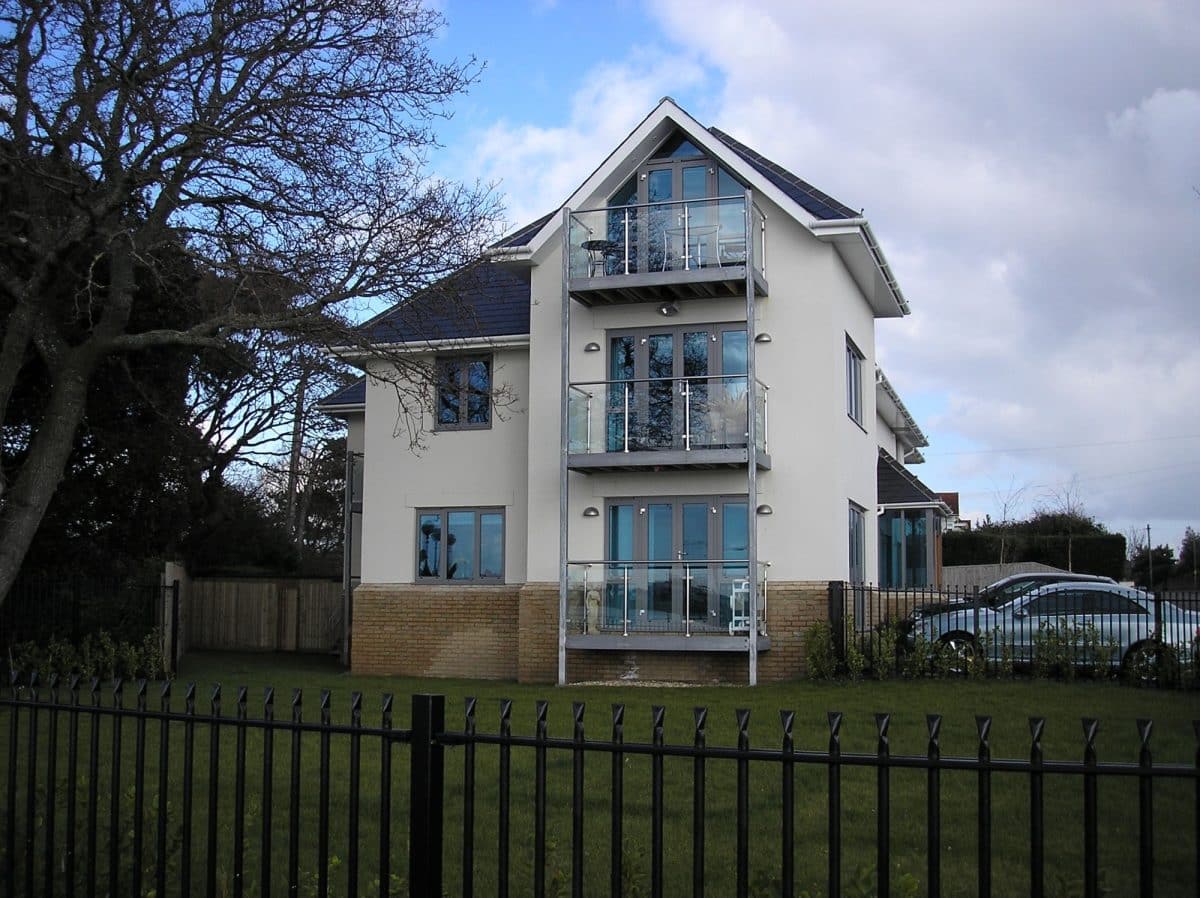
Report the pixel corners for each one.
[416,508,504,581]
[437,355,491,429]
[845,337,864,427]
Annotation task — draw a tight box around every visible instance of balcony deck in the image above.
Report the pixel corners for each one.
[566,631,771,652]
[568,264,768,306]
[567,447,770,473]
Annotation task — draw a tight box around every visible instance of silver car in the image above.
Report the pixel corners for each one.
[908,581,1200,671]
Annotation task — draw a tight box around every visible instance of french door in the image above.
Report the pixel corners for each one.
[606,325,748,452]
[604,496,749,631]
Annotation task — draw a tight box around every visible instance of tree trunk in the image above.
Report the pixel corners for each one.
[0,354,96,604]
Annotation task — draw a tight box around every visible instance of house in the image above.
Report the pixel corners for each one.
[321,97,949,684]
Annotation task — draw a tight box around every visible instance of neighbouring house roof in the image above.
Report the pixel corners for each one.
[492,211,556,249]
[359,263,531,345]
[707,128,859,221]
[877,449,949,511]
[317,377,366,412]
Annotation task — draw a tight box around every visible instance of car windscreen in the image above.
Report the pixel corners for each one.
[984,579,1044,608]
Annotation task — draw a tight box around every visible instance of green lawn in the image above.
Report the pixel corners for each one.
[2,650,1197,897]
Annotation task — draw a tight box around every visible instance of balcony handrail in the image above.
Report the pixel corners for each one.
[569,374,769,394]
[568,559,768,567]
[571,194,751,218]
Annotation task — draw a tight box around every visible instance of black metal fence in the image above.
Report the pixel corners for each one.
[2,675,1198,897]
[830,582,1200,685]
[0,573,164,650]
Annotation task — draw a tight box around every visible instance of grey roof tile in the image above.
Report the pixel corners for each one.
[878,449,942,506]
[361,263,530,344]
[318,378,366,409]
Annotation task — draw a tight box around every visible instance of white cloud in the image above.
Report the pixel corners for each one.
[447,0,1200,541]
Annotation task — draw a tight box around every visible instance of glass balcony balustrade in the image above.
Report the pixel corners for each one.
[565,560,769,638]
[568,375,767,457]
[567,196,766,283]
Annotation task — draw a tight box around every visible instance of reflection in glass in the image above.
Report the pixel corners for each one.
[446,512,474,580]
[417,513,441,578]
[480,513,503,578]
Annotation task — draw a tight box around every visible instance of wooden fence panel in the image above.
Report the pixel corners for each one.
[186,578,342,653]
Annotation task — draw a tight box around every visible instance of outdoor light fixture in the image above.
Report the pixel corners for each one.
[754,332,772,343]
[584,342,601,352]
[756,504,774,515]
[657,300,679,317]
[582,506,599,517]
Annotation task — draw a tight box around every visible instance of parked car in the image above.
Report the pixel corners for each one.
[977,571,1116,606]
[906,581,1200,672]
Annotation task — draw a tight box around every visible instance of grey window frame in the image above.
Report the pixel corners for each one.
[435,353,493,431]
[848,501,867,584]
[415,506,505,582]
[846,336,865,427]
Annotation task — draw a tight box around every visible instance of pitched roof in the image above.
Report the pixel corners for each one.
[492,211,556,248]
[708,127,859,221]
[317,377,366,410]
[360,262,531,344]
[877,449,945,507]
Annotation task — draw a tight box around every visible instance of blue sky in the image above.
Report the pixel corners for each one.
[420,0,1200,556]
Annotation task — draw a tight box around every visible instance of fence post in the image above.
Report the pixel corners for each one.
[170,580,181,676]
[828,581,845,665]
[410,694,445,898]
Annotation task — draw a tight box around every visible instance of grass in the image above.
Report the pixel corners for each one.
[2,650,1198,897]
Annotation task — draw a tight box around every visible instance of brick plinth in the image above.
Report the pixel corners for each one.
[517,583,558,684]
[352,583,521,679]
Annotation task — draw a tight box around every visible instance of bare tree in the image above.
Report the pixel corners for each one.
[991,476,1029,567]
[0,0,501,604]
[1036,474,1087,571]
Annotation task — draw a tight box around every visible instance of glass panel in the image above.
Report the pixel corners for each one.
[606,505,635,626]
[683,331,710,447]
[647,503,673,620]
[721,331,748,445]
[717,167,745,263]
[722,502,749,628]
[878,511,903,589]
[607,336,635,452]
[652,134,705,159]
[466,359,490,424]
[682,502,709,622]
[905,511,928,587]
[646,170,673,271]
[479,513,503,579]
[646,333,674,449]
[647,169,672,203]
[417,513,442,578]
[607,175,638,275]
[682,165,706,200]
[446,511,475,580]
[437,362,460,425]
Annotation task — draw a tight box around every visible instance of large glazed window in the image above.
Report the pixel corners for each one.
[436,355,491,429]
[879,508,932,588]
[848,502,866,584]
[416,508,504,581]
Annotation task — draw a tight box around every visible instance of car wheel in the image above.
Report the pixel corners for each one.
[938,633,978,676]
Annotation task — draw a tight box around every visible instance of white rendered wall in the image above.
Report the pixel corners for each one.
[358,347,530,584]
[525,197,885,585]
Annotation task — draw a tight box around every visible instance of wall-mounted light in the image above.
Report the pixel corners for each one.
[658,300,679,317]
[584,342,601,353]
[756,504,774,515]
[754,332,772,344]
[582,506,600,518]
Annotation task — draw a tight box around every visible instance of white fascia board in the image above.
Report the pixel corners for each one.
[879,500,954,516]
[875,367,928,449]
[330,333,531,363]
[317,403,365,416]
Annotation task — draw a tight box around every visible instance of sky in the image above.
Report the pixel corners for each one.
[423,0,1200,555]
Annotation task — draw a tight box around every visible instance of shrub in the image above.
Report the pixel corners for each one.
[802,620,838,680]
[6,628,168,681]
[844,614,868,681]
